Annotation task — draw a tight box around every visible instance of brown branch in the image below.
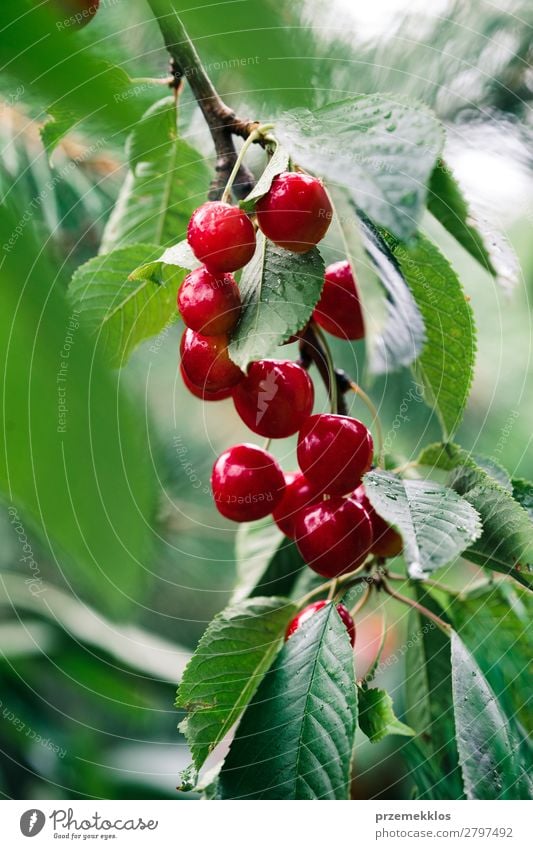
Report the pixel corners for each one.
[147,0,257,199]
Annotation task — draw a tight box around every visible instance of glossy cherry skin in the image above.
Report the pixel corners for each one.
[232,359,314,439]
[352,485,403,558]
[180,364,233,401]
[211,443,286,522]
[180,328,243,392]
[295,497,373,578]
[313,260,365,340]
[256,172,332,253]
[286,600,356,646]
[178,266,241,336]
[297,413,374,496]
[187,202,256,273]
[272,472,323,538]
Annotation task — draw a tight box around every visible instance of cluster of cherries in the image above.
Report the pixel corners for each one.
[178,171,402,646]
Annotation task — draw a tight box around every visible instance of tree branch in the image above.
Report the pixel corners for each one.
[147,0,257,199]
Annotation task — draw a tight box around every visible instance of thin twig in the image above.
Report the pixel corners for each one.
[381,578,451,634]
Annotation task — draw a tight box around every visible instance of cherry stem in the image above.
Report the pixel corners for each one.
[380,578,451,635]
[221,124,275,203]
[348,583,371,617]
[311,322,338,414]
[349,382,384,467]
[327,579,338,602]
[147,0,260,199]
[386,570,458,597]
[297,561,370,608]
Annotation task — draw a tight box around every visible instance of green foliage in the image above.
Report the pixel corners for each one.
[219,603,357,799]
[239,144,290,212]
[69,244,184,367]
[363,470,481,576]
[176,597,296,775]
[101,97,209,252]
[428,162,519,291]
[418,444,533,587]
[0,205,155,617]
[358,686,414,743]
[228,233,325,369]
[129,240,200,286]
[232,519,306,602]
[277,96,443,240]
[451,632,531,799]
[383,232,477,438]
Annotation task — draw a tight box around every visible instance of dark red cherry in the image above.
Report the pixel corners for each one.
[352,485,403,558]
[180,365,233,401]
[297,413,373,496]
[187,202,256,273]
[178,266,241,335]
[51,0,99,29]
[285,600,356,646]
[313,260,365,340]
[294,497,373,578]
[180,328,243,392]
[211,443,286,522]
[255,172,332,253]
[272,471,323,538]
[232,359,314,439]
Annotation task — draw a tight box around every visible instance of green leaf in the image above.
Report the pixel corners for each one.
[512,478,533,522]
[448,585,532,733]
[357,212,425,373]
[383,232,476,439]
[239,144,290,212]
[0,204,155,617]
[428,161,519,291]
[129,240,200,286]
[219,603,357,799]
[418,444,533,587]
[68,244,184,368]
[101,97,210,252]
[277,96,443,240]
[404,593,464,799]
[451,631,531,799]
[358,687,414,743]
[176,597,296,774]
[232,519,306,603]
[363,470,481,576]
[228,233,325,370]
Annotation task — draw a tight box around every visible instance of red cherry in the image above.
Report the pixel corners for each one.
[187,202,256,273]
[256,172,332,253]
[211,443,286,522]
[286,600,356,646]
[272,472,323,538]
[178,267,241,336]
[352,485,403,558]
[313,260,365,340]
[180,328,243,392]
[232,359,314,439]
[180,365,233,401]
[294,497,373,578]
[297,413,373,496]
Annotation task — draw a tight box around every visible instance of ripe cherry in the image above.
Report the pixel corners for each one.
[178,267,241,336]
[187,202,256,273]
[180,328,243,392]
[286,600,356,646]
[297,413,373,496]
[352,485,403,558]
[211,443,286,522]
[180,365,233,402]
[313,260,365,340]
[256,172,332,253]
[232,359,314,439]
[272,471,323,538]
[294,497,373,578]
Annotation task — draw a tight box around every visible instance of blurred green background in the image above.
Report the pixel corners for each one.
[0,0,531,799]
